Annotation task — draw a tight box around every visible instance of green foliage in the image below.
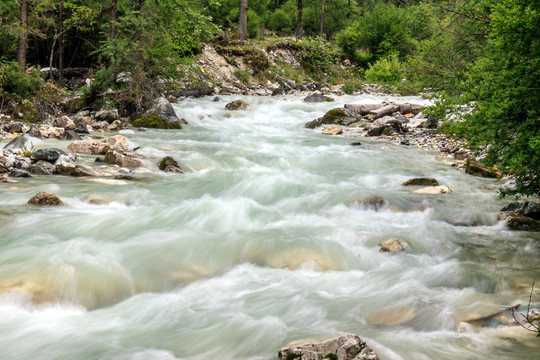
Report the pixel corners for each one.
[364,53,403,85]
[245,49,270,75]
[433,0,540,197]
[266,4,295,33]
[0,61,43,97]
[247,9,263,38]
[234,70,250,84]
[342,80,364,95]
[298,37,339,76]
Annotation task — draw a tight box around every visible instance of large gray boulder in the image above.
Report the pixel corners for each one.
[278,334,379,360]
[141,97,182,128]
[497,202,540,231]
[321,108,362,126]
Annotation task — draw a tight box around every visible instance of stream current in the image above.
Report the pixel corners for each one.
[0,95,539,359]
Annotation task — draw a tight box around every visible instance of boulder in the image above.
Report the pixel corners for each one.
[322,125,343,135]
[92,121,110,131]
[139,97,182,128]
[158,156,183,173]
[31,160,55,175]
[304,94,335,103]
[402,177,439,186]
[465,160,501,178]
[322,108,362,125]
[272,87,286,96]
[347,194,386,210]
[3,134,33,151]
[103,135,129,153]
[28,191,64,206]
[219,87,240,95]
[104,150,142,168]
[52,116,76,130]
[225,100,250,110]
[413,185,452,194]
[4,121,27,133]
[108,120,124,131]
[67,140,111,155]
[71,165,102,177]
[54,154,77,175]
[497,202,540,231]
[39,125,64,139]
[32,149,61,162]
[9,168,31,177]
[380,238,407,252]
[95,109,119,123]
[61,130,82,141]
[304,118,323,129]
[278,334,379,360]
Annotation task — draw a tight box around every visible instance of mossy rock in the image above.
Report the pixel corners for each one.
[131,115,182,129]
[321,107,360,125]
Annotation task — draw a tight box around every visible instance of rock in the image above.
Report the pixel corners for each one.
[91,120,109,131]
[31,160,55,175]
[104,150,142,168]
[402,177,439,186]
[32,149,61,162]
[4,121,27,133]
[103,135,129,153]
[367,305,418,326]
[28,191,64,206]
[60,95,84,113]
[27,127,42,138]
[304,94,335,103]
[344,104,384,115]
[322,108,362,125]
[174,87,214,98]
[225,100,249,110]
[95,109,119,123]
[39,125,64,139]
[272,87,285,96]
[278,334,379,360]
[61,130,82,141]
[498,202,540,231]
[67,140,111,155]
[413,185,452,194]
[380,238,407,252]
[71,165,102,177]
[139,97,182,128]
[304,118,323,129]
[322,125,343,135]
[366,116,402,137]
[54,154,77,175]
[219,87,240,95]
[465,160,501,178]
[158,156,183,173]
[348,194,386,210]
[9,168,31,177]
[366,124,385,137]
[3,134,33,151]
[52,116,76,130]
[422,117,438,129]
[351,142,362,146]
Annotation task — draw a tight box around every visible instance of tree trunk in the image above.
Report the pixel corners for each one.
[59,0,65,79]
[295,0,303,40]
[110,0,118,40]
[320,0,326,38]
[259,23,265,40]
[238,0,248,41]
[49,30,58,80]
[17,0,29,72]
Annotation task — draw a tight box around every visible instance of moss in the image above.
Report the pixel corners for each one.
[322,108,347,124]
[132,115,182,129]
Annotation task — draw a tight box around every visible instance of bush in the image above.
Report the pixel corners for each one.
[364,53,403,85]
[0,61,43,97]
[267,8,294,33]
[342,80,364,95]
[247,10,263,38]
[298,37,339,75]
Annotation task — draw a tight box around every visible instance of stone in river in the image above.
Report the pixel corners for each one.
[32,149,61,162]
[67,140,111,155]
[413,185,452,194]
[347,193,386,210]
[28,191,64,206]
[278,334,379,360]
[402,177,439,186]
[380,238,407,252]
[304,118,322,129]
[303,94,335,103]
[225,100,249,110]
[322,125,343,135]
[158,156,183,173]
[465,160,501,178]
[9,168,31,178]
[31,160,55,175]
[367,304,418,326]
[104,150,142,168]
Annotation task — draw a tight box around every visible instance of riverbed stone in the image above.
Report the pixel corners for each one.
[4,121,27,133]
[158,156,183,173]
[380,238,407,252]
[61,130,82,141]
[95,109,119,123]
[225,100,249,110]
[104,150,142,168]
[278,334,379,360]
[52,116,76,130]
[304,118,323,129]
[402,177,439,186]
[304,94,335,103]
[413,185,452,194]
[322,108,361,125]
[32,149,61,162]
[31,160,55,175]
[347,194,386,210]
[67,140,111,155]
[497,202,540,231]
[28,191,64,206]
[465,160,501,178]
[322,125,343,135]
[9,168,31,177]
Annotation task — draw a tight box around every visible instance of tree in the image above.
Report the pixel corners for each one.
[295,0,303,39]
[17,0,29,72]
[238,0,248,40]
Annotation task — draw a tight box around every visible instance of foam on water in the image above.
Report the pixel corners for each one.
[0,94,538,359]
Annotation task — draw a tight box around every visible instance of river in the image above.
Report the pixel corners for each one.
[0,94,539,359]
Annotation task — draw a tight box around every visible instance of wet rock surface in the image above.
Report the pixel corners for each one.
[498,202,540,231]
[28,191,64,206]
[225,100,250,111]
[278,334,379,360]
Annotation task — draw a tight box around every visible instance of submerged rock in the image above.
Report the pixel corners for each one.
[498,202,540,231]
[380,238,407,252]
[158,156,183,173]
[347,194,386,210]
[413,185,452,194]
[304,118,323,129]
[28,191,64,206]
[304,94,335,103]
[225,100,249,110]
[402,177,439,186]
[278,334,379,360]
[104,150,142,168]
[367,304,418,326]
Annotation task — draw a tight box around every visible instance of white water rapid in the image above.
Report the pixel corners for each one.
[0,94,539,360]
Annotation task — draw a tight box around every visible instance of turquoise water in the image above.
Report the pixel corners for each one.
[0,94,538,359]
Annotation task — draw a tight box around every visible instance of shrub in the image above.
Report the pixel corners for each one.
[364,53,403,85]
[342,80,364,95]
[298,37,339,75]
[0,61,43,97]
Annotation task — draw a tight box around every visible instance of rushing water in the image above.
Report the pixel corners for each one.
[0,95,539,360]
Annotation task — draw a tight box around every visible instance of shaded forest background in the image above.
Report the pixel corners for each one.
[0,0,538,196]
